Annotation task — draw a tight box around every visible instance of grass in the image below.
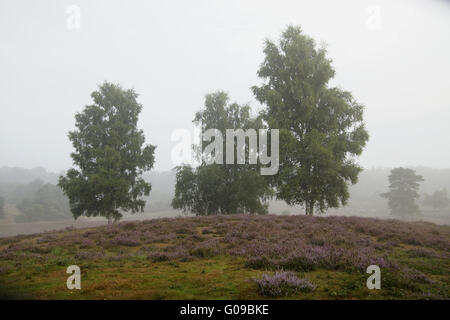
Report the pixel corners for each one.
[0,214,449,299]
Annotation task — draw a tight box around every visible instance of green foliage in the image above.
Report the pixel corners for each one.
[58,82,156,222]
[172,91,272,215]
[0,196,4,218]
[423,188,449,209]
[172,164,271,215]
[15,184,71,222]
[381,167,424,216]
[252,25,369,215]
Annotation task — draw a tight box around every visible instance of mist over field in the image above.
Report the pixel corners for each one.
[0,0,449,301]
[0,166,449,238]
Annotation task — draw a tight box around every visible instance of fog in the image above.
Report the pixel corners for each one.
[1,3,450,302]
[1,0,450,172]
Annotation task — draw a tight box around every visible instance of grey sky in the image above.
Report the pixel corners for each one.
[1,0,449,173]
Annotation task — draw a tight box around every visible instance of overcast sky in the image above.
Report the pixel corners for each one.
[1,0,449,173]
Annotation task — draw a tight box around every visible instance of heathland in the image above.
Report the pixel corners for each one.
[0,214,448,299]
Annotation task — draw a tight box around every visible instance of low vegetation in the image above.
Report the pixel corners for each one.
[0,214,448,299]
[253,271,315,297]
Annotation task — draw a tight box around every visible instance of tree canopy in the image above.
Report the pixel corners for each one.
[58,82,156,223]
[252,25,369,215]
[172,91,272,215]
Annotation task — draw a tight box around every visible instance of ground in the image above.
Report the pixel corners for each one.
[0,214,448,299]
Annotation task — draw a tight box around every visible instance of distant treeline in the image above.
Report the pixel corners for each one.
[348,167,450,200]
[0,166,448,222]
[0,167,176,222]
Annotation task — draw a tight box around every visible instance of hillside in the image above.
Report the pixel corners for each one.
[0,214,449,299]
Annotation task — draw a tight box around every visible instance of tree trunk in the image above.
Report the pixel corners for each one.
[305,200,314,216]
[107,216,112,225]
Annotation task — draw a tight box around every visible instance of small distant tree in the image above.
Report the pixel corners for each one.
[0,196,5,218]
[423,188,450,209]
[15,184,72,223]
[381,167,424,216]
[58,82,156,223]
[8,179,44,205]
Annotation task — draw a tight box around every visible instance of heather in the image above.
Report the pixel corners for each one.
[253,271,315,297]
[0,214,449,299]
